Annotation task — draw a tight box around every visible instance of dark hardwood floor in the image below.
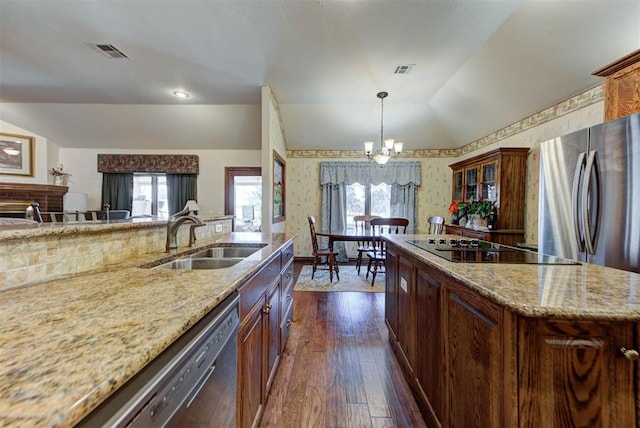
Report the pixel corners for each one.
[259,261,426,428]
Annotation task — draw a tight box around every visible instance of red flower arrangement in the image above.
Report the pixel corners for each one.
[448,201,459,214]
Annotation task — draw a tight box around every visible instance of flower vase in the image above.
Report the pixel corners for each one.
[54,175,64,186]
[450,214,458,224]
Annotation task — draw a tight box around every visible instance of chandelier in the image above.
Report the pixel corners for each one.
[364,91,404,165]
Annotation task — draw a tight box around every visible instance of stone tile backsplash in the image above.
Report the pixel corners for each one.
[0,218,232,291]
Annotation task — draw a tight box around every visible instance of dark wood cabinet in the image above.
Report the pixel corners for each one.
[396,255,415,373]
[593,49,640,121]
[448,148,528,245]
[444,283,516,428]
[237,241,294,428]
[386,247,517,427]
[414,268,443,428]
[518,319,635,428]
[445,224,525,247]
[239,298,265,428]
[384,246,399,340]
[265,279,280,394]
[384,240,637,427]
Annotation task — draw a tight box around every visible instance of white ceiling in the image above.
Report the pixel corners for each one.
[0,0,638,152]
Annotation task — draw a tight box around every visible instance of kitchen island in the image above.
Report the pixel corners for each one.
[383,234,640,428]
[0,227,295,427]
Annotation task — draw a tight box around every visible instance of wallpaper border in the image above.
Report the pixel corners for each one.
[287,84,603,159]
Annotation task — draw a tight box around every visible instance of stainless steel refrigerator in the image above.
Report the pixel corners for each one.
[538,112,640,273]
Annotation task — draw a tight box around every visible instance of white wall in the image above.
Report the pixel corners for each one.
[59,148,261,214]
[0,120,52,184]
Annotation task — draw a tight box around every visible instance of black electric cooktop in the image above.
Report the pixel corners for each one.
[406,238,579,265]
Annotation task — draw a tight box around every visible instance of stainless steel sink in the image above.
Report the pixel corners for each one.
[188,246,262,259]
[153,258,244,270]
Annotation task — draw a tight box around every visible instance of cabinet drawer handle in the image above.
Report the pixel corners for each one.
[620,347,639,360]
[286,319,292,327]
[263,303,273,314]
[284,271,292,279]
[286,294,292,301]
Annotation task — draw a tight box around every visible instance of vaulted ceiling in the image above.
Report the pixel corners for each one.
[0,1,638,152]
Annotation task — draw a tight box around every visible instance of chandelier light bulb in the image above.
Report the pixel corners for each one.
[364,141,374,154]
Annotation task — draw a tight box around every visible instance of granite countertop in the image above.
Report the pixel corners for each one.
[0,215,234,240]
[385,234,640,321]
[0,232,295,427]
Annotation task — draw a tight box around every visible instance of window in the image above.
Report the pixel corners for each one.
[132,174,168,217]
[346,183,391,227]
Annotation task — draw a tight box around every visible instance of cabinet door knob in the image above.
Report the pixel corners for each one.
[620,347,639,360]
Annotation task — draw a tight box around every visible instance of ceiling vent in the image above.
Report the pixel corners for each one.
[93,44,129,59]
[393,64,415,75]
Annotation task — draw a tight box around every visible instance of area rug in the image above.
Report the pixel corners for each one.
[294,265,385,292]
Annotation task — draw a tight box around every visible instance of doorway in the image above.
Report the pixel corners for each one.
[225,167,262,232]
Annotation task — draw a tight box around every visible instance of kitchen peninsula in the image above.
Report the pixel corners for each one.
[0,220,295,427]
[383,234,640,428]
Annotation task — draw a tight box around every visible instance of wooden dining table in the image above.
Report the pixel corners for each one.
[315,228,376,282]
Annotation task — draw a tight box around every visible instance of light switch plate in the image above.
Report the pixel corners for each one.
[215,224,222,233]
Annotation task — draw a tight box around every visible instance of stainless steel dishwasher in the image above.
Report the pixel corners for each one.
[79,293,239,427]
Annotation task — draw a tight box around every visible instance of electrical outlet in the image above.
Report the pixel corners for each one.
[215,224,222,233]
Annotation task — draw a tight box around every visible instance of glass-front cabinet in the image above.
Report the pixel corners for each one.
[448,148,529,231]
[464,167,479,201]
[481,161,497,202]
[452,170,464,201]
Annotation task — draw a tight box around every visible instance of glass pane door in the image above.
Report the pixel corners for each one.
[481,162,496,201]
[465,167,478,201]
[453,170,464,201]
[234,175,262,231]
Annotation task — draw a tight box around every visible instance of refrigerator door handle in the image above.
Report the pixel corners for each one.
[571,152,587,252]
[583,150,601,255]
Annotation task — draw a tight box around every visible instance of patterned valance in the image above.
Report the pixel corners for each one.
[97,154,199,174]
[320,161,421,186]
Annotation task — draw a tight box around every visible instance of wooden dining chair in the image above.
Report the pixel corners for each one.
[366,217,409,286]
[353,214,379,275]
[427,216,445,234]
[307,216,340,281]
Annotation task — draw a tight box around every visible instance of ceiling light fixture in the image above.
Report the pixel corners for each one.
[364,91,404,166]
[172,90,190,99]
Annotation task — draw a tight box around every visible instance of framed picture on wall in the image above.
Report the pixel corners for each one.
[273,150,286,223]
[0,133,34,177]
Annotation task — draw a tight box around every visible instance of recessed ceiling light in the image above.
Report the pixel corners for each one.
[172,90,190,99]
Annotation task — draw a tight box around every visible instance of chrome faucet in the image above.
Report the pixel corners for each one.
[166,209,204,252]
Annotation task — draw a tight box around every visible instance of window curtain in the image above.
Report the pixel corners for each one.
[167,174,197,216]
[320,183,348,262]
[320,161,421,260]
[391,184,418,233]
[101,173,133,211]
